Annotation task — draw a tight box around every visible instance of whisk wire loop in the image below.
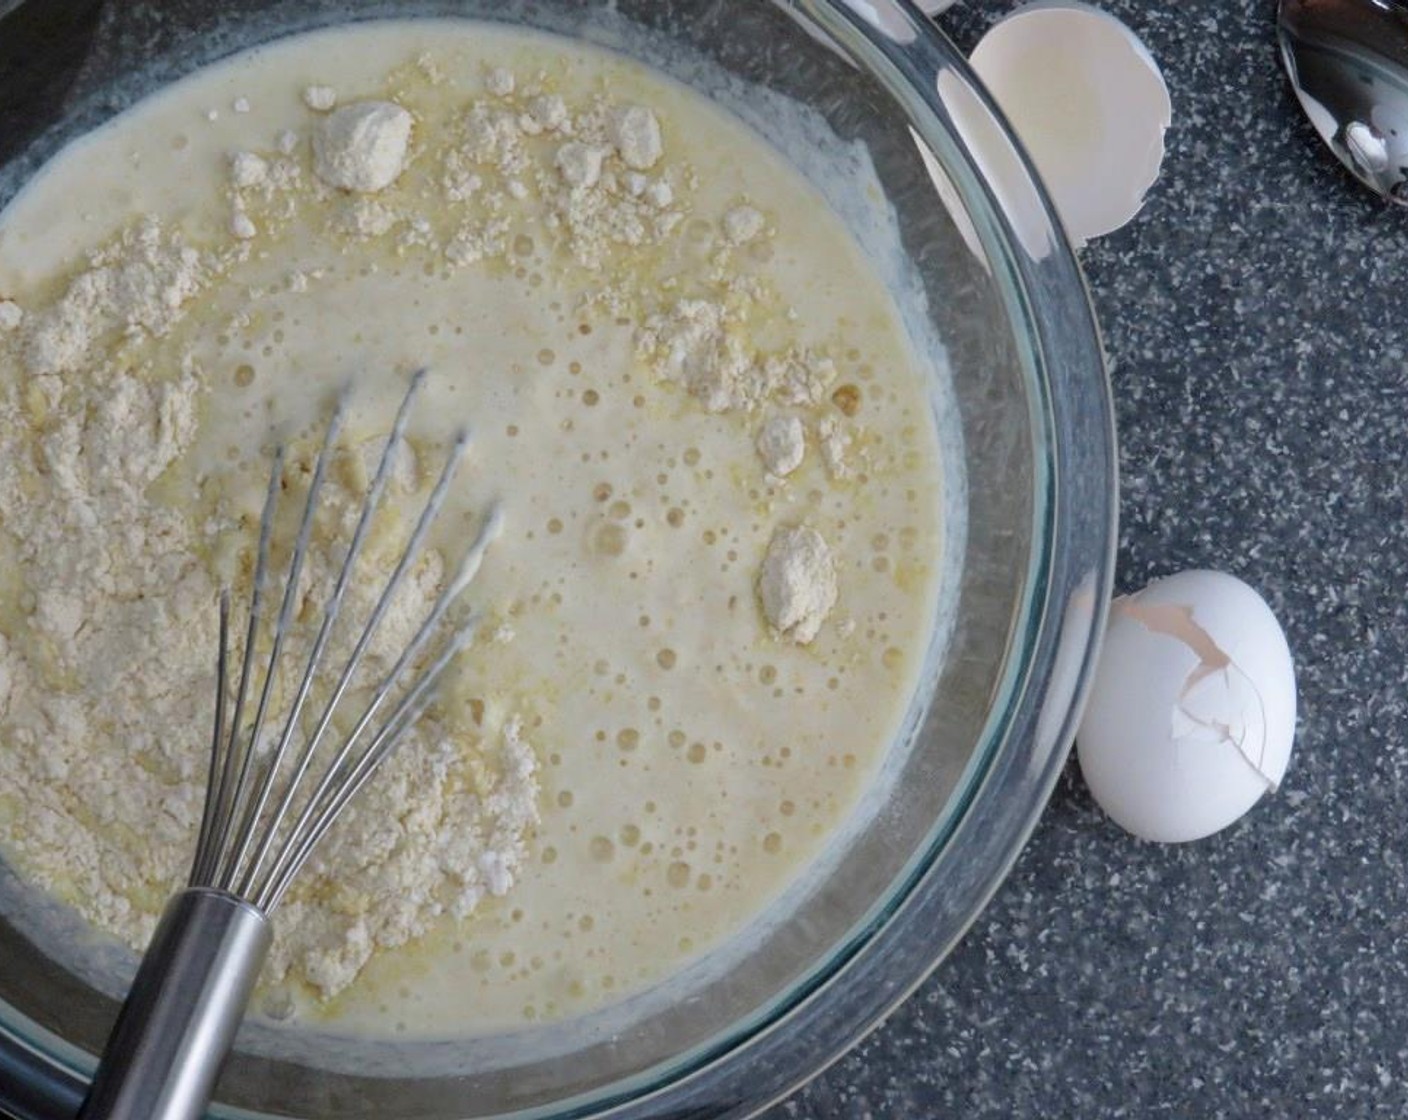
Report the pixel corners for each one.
[233,371,428,898]
[186,374,494,913]
[260,502,501,909]
[219,397,349,891]
[188,593,232,887]
[264,614,481,910]
[193,447,284,888]
[251,434,491,909]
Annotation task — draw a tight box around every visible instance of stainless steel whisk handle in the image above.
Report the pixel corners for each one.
[77,888,272,1120]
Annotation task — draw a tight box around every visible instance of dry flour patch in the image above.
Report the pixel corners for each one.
[759,525,839,644]
[0,306,542,996]
[313,100,414,192]
[756,415,806,477]
[20,218,207,378]
[303,84,337,112]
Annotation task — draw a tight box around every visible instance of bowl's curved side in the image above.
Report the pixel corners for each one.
[608,2,1117,1115]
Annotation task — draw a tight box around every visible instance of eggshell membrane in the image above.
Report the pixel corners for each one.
[1076,571,1297,843]
[969,0,1171,247]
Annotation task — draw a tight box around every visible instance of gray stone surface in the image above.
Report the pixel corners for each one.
[768,0,1408,1116]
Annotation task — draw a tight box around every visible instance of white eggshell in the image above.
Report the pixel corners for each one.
[1076,570,1297,843]
[969,1,1171,248]
[910,130,987,264]
[927,72,1056,263]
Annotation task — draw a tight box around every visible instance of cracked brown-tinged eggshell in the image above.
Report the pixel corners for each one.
[1076,570,1297,843]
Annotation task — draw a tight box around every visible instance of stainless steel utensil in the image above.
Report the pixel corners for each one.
[1278,0,1408,202]
[77,370,499,1120]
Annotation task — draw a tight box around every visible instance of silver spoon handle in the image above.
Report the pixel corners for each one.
[77,888,271,1120]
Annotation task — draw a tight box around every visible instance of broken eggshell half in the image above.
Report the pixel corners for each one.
[1076,570,1297,843]
[968,0,1171,249]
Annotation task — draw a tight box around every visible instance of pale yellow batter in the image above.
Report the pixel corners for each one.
[0,20,945,1037]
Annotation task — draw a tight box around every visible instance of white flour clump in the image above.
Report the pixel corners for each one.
[440,77,683,275]
[723,204,766,246]
[485,66,516,97]
[555,142,607,190]
[762,349,838,406]
[756,415,805,477]
[303,85,337,112]
[229,151,269,189]
[524,93,568,133]
[314,101,414,192]
[758,525,838,644]
[638,301,838,414]
[608,105,663,170]
[230,211,258,240]
[638,300,754,412]
[817,415,854,479]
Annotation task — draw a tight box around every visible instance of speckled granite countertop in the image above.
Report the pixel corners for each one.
[769,0,1408,1116]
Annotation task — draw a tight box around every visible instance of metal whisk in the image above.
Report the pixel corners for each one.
[78,370,500,1120]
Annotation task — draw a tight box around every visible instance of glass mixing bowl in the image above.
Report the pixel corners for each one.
[0,1,1115,1116]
